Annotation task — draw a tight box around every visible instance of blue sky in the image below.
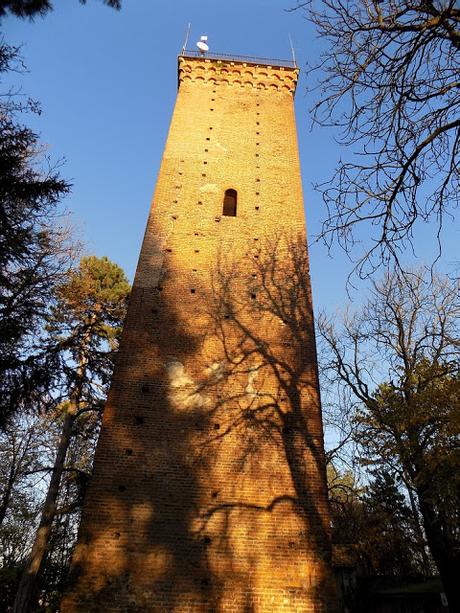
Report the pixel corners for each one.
[4,0,457,311]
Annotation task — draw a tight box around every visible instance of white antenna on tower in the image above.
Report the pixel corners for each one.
[196,35,209,55]
[181,22,191,54]
[288,33,297,67]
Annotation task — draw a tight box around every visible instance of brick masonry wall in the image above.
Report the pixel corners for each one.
[62,55,337,612]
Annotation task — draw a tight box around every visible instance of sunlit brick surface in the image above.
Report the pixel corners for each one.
[62,55,337,612]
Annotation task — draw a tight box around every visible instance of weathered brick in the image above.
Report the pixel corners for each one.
[62,54,337,612]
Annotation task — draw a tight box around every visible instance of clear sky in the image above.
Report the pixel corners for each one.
[4,0,457,311]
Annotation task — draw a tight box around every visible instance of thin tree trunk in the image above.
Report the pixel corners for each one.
[417,492,460,613]
[402,474,431,574]
[0,430,31,528]
[0,462,16,527]
[13,312,93,613]
[13,408,75,613]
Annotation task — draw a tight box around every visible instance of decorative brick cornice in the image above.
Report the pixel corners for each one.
[178,55,299,94]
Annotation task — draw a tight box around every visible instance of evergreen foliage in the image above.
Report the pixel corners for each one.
[0,41,74,426]
[0,0,120,20]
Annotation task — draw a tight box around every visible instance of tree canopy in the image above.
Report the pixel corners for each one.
[0,41,74,427]
[319,268,460,609]
[12,255,130,613]
[0,0,120,19]
[297,0,460,276]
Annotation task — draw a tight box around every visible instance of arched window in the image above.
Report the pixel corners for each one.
[223,189,237,217]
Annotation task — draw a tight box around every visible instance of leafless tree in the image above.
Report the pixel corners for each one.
[294,1,460,277]
[318,267,460,609]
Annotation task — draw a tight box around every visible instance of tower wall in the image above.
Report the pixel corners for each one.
[62,55,336,612]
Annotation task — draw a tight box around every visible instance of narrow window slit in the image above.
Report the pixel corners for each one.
[222,189,237,217]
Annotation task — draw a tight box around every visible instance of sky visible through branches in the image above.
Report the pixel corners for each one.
[3,0,459,466]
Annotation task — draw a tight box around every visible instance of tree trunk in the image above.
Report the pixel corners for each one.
[13,409,75,613]
[0,462,16,527]
[418,492,460,613]
[403,476,431,574]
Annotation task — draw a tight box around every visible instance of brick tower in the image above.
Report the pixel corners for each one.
[63,50,336,612]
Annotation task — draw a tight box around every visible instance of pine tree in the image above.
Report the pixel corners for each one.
[13,256,130,613]
[0,40,73,426]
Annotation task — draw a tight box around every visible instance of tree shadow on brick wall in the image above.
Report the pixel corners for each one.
[192,232,336,610]
[64,262,223,612]
[64,234,336,612]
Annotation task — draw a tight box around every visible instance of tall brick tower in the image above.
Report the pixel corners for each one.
[63,49,336,612]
